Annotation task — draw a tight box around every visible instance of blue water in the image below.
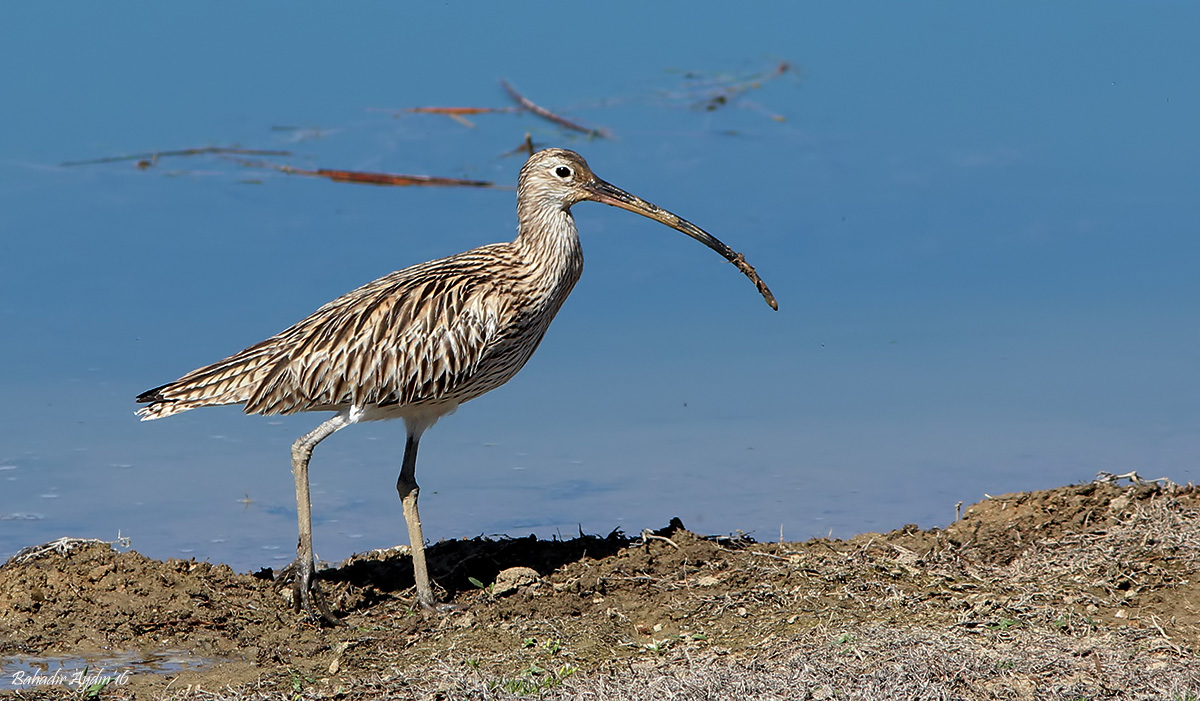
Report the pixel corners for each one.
[2,3,1197,573]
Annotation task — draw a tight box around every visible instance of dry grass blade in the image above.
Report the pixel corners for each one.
[4,535,129,568]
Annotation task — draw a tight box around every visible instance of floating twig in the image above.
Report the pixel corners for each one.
[313,168,492,187]
[370,105,520,129]
[501,80,611,138]
[62,147,291,167]
[404,107,513,116]
[236,159,494,188]
[502,133,538,159]
[665,61,795,121]
[404,106,519,129]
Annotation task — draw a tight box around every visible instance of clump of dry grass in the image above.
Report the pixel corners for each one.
[152,624,1200,701]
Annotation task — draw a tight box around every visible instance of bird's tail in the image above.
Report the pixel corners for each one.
[135,340,283,420]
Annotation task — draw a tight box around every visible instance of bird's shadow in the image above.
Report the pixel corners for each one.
[302,519,687,603]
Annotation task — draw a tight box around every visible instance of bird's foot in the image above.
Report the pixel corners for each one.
[410,581,456,614]
[275,557,344,626]
[417,598,458,614]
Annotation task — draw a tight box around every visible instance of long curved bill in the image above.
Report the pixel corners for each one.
[585,178,778,310]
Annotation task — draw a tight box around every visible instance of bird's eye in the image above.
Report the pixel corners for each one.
[554,166,572,179]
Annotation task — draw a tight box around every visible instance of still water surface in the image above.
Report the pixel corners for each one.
[2,4,1197,572]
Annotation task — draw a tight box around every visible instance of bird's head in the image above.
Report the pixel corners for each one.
[517,148,600,210]
[517,148,778,310]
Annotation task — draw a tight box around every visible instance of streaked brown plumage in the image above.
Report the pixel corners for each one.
[137,148,775,622]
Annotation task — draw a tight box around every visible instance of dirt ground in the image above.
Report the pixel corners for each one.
[2,477,1199,700]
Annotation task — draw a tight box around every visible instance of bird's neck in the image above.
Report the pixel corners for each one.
[514,204,584,295]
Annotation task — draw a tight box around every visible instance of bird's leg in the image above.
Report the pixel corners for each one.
[276,412,352,626]
[397,432,437,609]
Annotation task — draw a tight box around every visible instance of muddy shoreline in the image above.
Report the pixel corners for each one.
[2,481,1198,699]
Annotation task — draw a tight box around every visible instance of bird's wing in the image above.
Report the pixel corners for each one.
[138,248,513,418]
[247,263,507,414]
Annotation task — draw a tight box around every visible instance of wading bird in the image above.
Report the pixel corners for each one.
[137,148,776,623]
